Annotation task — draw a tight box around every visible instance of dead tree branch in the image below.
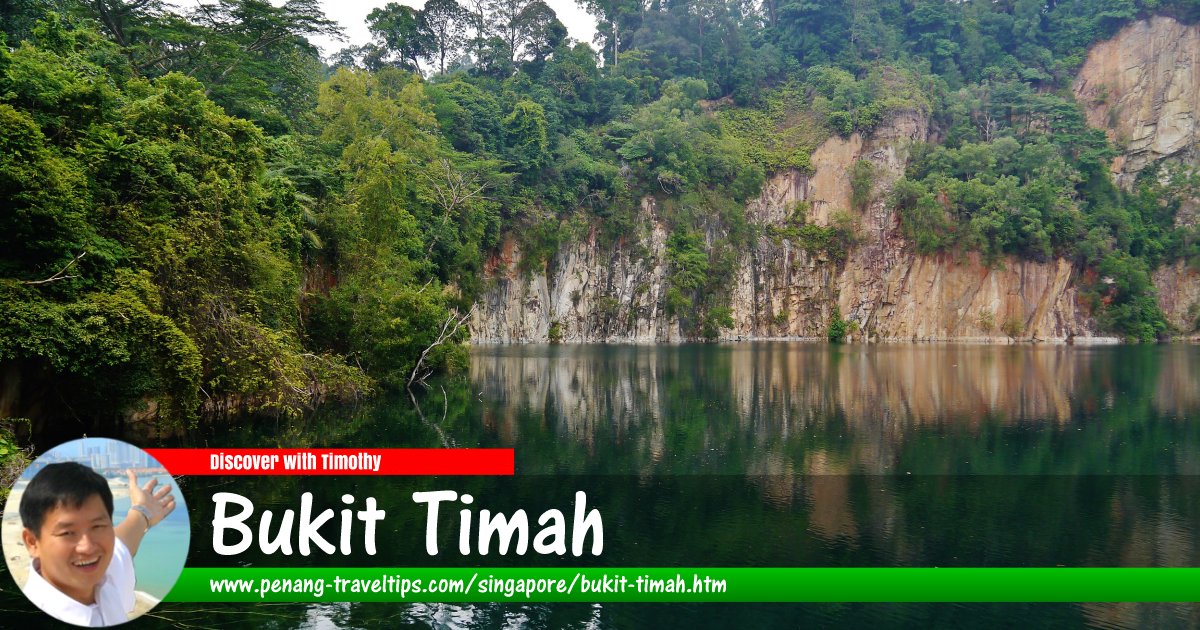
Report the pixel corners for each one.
[407,303,476,388]
[22,252,86,285]
[408,387,455,447]
[423,159,489,254]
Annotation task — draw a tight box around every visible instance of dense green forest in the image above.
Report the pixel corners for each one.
[1,0,1199,431]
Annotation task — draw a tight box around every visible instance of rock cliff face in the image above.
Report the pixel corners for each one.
[473,109,1103,342]
[473,199,683,343]
[1153,260,1200,332]
[1075,16,1200,332]
[1074,16,1200,188]
[473,16,1200,343]
[726,110,1098,342]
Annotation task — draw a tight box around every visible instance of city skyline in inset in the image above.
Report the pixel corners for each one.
[20,440,164,480]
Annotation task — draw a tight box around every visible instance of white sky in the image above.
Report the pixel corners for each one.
[177,0,598,58]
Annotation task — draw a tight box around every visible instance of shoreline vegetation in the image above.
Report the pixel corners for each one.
[1,0,1199,435]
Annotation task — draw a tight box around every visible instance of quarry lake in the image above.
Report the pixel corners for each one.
[8,343,1199,628]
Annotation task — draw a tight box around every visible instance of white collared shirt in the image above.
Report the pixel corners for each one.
[23,538,136,627]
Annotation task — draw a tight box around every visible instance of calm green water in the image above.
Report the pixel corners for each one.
[3,343,1199,628]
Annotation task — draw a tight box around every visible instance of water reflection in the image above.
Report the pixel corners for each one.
[469,344,1200,475]
[5,344,1194,629]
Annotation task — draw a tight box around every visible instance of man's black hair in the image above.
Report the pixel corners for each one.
[19,462,114,536]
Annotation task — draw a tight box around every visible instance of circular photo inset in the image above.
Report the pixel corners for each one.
[2,438,189,627]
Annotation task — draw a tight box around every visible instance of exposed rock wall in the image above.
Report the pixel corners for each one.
[474,16,1200,343]
[473,199,682,343]
[725,109,1099,342]
[850,254,1094,341]
[1153,260,1200,333]
[473,110,1103,342]
[1075,16,1200,329]
[1074,16,1200,187]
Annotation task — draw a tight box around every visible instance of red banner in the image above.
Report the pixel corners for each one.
[143,448,514,476]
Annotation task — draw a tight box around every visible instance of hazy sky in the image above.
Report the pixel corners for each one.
[174,0,599,57]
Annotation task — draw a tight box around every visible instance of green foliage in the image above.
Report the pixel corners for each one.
[44,0,341,133]
[658,193,749,337]
[177,0,335,133]
[515,217,562,273]
[367,3,432,71]
[0,418,31,503]
[1089,252,1168,342]
[977,308,996,333]
[503,99,549,173]
[664,287,689,317]
[666,228,709,298]
[718,106,815,173]
[0,23,368,426]
[769,0,1190,87]
[6,0,1200,432]
[827,306,852,342]
[426,79,503,153]
[849,160,875,210]
[0,102,92,280]
[617,81,697,185]
[699,306,733,340]
[896,131,1087,263]
[0,275,204,423]
[718,66,927,176]
[826,110,853,136]
[314,272,466,387]
[422,0,469,74]
[891,79,1186,338]
[309,66,495,380]
[805,65,928,137]
[771,204,858,263]
[1002,316,1025,339]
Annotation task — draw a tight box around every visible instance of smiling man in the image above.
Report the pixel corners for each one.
[19,462,175,627]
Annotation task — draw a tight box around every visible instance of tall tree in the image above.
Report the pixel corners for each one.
[488,0,565,64]
[185,0,339,81]
[488,0,527,63]
[423,0,469,73]
[83,0,163,46]
[578,0,643,67]
[118,0,343,132]
[366,2,433,73]
[691,0,725,65]
[517,0,567,64]
[460,0,491,63]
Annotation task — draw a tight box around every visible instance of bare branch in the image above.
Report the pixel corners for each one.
[408,387,455,447]
[423,159,489,254]
[407,303,475,388]
[22,252,86,286]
